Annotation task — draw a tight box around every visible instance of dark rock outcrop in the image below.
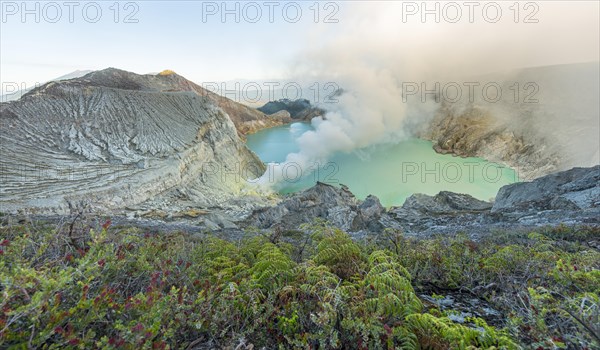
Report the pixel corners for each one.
[244,182,384,232]
[489,165,599,228]
[389,192,492,224]
[16,166,597,239]
[492,165,600,214]
[388,166,600,235]
[258,98,325,121]
[244,166,599,237]
[401,191,492,215]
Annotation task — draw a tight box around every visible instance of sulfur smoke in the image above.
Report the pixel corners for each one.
[254,1,599,188]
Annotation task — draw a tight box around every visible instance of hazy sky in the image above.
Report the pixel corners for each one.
[1,1,599,91]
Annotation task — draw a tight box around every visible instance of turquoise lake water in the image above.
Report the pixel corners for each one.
[246,122,518,207]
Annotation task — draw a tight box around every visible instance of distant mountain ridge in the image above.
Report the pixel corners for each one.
[257,98,325,121]
[0,70,93,102]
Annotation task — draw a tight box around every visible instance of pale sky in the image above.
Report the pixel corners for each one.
[1,1,598,92]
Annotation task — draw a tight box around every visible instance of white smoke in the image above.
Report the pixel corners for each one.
[254,1,599,188]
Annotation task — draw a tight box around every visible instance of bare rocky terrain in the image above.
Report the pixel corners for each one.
[0,68,286,215]
[238,165,600,239]
[0,70,93,103]
[24,165,592,240]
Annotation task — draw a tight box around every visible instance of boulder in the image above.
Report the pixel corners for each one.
[492,165,600,213]
[244,182,384,232]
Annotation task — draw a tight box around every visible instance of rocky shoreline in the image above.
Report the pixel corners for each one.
[241,165,599,238]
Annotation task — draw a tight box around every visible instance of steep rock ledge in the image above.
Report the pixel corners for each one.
[257,98,325,121]
[419,104,561,180]
[417,63,599,181]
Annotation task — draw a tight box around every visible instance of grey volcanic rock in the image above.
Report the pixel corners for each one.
[80,69,290,136]
[421,105,561,179]
[0,68,274,214]
[387,192,494,234]
[14,166,597,239]
[389,166,599,235]
[244,182,384,232]
[359,195,385,218]
[492,165,600,214]
[403,191,492,214]
[241,166,598,237]
[391,191,492,222]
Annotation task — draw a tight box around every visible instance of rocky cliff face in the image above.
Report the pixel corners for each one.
[65,69,290,136]
[0,68,277,214]
[391,165,599,235]
[418,63,599,180]
[420,104,562,180]
[11,166,598,240]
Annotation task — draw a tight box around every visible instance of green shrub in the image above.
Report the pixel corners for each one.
[2,220,597,349]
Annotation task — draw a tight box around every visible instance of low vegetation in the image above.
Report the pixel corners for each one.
[1,218,598,349]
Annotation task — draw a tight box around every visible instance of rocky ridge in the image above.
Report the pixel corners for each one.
[94,165,599,239]
[0,70,94,103]
[0,68,284,214]
[241,165,599,238]
[420,104,562,180]
[5,165,598,241]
